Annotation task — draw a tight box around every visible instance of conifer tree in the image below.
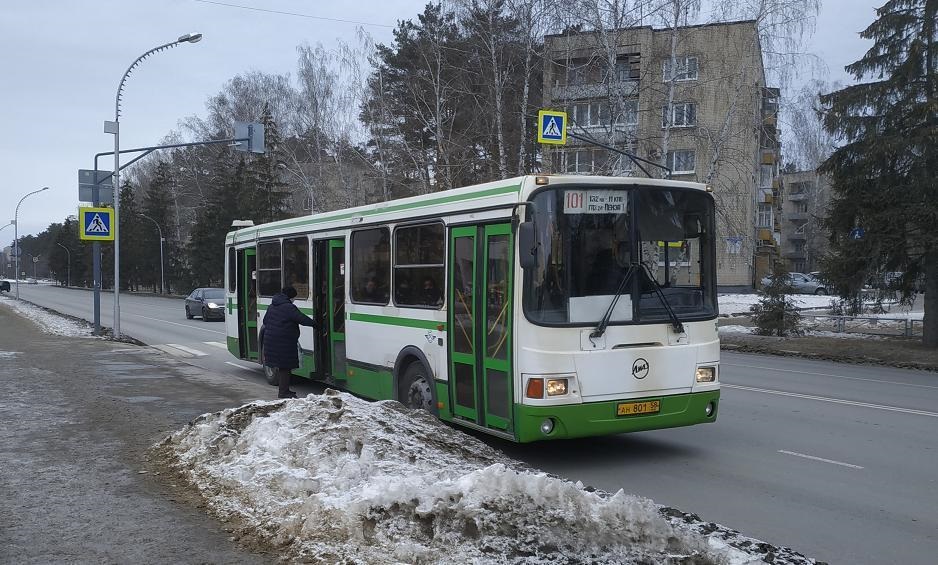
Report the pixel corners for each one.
[142,161,180,292]
[246,103,291,223]
[750,263,803,337]
[117,180,146,291]
[819,0,938,345]
[189,155,246,286]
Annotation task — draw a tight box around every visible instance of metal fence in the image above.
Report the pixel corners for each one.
[801,315,923,337]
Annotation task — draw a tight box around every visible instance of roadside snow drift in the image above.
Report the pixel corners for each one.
[157,391,814,564]
[0,294,95,338]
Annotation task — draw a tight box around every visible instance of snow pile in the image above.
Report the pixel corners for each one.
[0,295,95,338]
[718,325,754,335]
[157,391,814,564]
[718,294,834,316]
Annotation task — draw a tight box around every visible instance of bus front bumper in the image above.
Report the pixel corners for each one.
[513,390,720,443]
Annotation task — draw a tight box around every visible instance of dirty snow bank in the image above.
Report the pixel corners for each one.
[0,294,96,338]
[156,391,814,564]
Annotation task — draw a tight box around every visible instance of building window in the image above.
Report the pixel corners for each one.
[282,237,310,299]
[757,203,773,228]
[614,99,639,127]
[666,150,696,174]
[394,223,445,308]
[760,165,774,188]
[662,102,697,128]
[796,201,809,213]
[570,101,609,128]
[566,149,617,174]
[613,54,641,81]
[663,56,698,81]
[257,240,282,297]
[794,242,806,254]
[350,228,390,305]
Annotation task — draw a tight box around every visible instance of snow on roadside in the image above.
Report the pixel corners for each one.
[156,391,814,564]
[718,294,834,316]
[0,294,96,338]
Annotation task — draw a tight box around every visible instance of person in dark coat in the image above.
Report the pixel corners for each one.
[259,286,316,398]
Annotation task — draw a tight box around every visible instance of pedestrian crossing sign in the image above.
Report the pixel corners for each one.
[537,109,567,145]
[79,207,114,241]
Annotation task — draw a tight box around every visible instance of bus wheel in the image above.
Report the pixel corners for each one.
[264,365,278,386]
[401,362,433,411]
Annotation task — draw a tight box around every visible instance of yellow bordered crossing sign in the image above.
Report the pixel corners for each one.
[537,109,567,145]
[79,207,114,241]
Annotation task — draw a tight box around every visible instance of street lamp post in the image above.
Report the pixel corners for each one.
[56,242,71,287]
[14,187,49,299]
[138,213,165,294]
[109,32,202,338]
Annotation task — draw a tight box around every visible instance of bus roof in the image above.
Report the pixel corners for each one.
[226,174,708,243]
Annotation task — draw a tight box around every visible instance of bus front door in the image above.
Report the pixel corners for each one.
[238,247,259,360]
[312,238,346,383]
[448,223,513,433]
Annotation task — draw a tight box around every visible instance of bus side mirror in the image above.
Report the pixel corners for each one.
[518,222,537,270]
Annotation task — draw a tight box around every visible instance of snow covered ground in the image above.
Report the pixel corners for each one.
[0,294,96,338]
[718,325,885,340]
[157,391,814,564]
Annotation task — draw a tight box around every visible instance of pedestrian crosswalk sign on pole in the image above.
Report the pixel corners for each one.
[537,109,567,145]
[79,207,114,241]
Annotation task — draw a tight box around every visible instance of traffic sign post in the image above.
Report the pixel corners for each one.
[79,207,115,241]
[537,110,567,145]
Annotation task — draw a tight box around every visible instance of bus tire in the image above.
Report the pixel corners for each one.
[400,362,434,412]
[264,365,278,386]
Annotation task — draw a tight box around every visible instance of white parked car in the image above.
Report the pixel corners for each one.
[760,272,828,295]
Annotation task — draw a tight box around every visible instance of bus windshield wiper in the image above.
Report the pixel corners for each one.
[638,263,685,334]
[590,263,637,339]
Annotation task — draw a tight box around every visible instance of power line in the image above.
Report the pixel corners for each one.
[193,0,394,28]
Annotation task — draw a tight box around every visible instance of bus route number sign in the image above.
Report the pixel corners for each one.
[564,190,626,214]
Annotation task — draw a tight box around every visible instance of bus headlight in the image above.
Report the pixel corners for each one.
[546,378,568,396]
[695,366,716,383]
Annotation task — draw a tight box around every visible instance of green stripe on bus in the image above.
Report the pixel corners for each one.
[255,304,312,315]
[348,312,446,331]
[257,303,268,311]
[249,183,521,236]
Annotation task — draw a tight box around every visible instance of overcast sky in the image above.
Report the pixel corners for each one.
[0,0,880,248]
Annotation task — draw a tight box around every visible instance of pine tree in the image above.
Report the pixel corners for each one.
[143,161,179,292]
[246,103,291,223]
[118,180,147,291]
[189,155,246,286]
[750,263,803,337]
[819,1,938,346]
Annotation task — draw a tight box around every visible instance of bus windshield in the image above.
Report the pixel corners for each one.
[523,185,717,326]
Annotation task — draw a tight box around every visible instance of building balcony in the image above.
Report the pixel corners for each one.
[763,113,777,127]
[761,152,777,165]
[787,192,806,201]
[788,233,806,241]
[784,250,807,259]
[786,212,808,221]
[547,79,640,102]
[757,228,775,242]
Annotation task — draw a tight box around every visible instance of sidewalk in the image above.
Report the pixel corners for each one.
[0,304,274,564]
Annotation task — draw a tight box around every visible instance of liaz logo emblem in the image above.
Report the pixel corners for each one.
[632,358,649,379]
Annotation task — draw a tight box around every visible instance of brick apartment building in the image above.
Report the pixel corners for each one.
[542,19,781,289]
[779,169,831,274]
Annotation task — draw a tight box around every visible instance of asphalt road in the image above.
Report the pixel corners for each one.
[13,284,938,564]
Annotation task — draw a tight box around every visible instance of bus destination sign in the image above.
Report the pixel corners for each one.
[563,190,626,214]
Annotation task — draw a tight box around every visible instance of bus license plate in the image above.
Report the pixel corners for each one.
[616,400,660,416]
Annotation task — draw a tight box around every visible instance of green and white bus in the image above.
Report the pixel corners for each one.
[224,174,720,442]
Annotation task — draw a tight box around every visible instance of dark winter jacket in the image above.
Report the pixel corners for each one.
[259,293,315,369]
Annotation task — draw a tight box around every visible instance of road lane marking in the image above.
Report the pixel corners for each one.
[166,344,208,357]
[778,450,864,469]
[225,361,261,372]
[723,383,938,418]
[723,362,938,390]
[125,313,226,334]
[152,344,193,358]
[204,341,228,349]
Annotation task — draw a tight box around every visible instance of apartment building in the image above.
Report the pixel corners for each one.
[542,20,781,289]
[779,169,831,273]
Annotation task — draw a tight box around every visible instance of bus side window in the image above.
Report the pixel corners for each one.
[394,223,444,308]
[350,228,390,305]
[283,236,310,299]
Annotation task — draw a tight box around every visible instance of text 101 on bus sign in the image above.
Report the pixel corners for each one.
[564,190,626,214]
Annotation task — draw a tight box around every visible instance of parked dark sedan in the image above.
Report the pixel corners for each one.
[185,287,226,321]
[0,280,10,292]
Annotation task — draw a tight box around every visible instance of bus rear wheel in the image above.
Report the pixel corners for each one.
[401,362,433,412]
